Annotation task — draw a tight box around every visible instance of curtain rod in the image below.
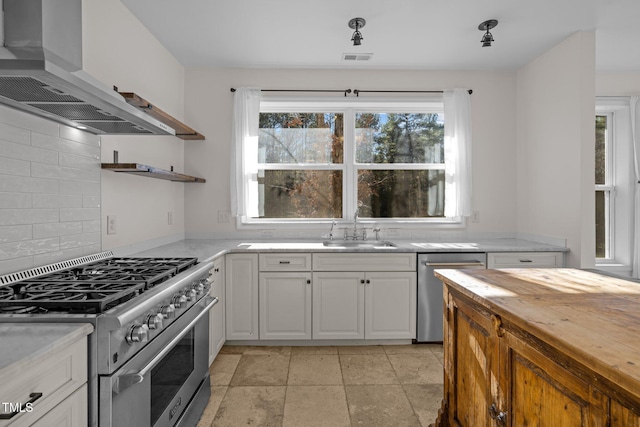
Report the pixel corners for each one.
[230,88,353,96]
[353,89,472,96]
[229,88,473,97]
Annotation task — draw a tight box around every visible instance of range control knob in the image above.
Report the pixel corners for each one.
[160,304,175,319]
[126,324,149,345]
[184,288,197,301]
[145,313,164,330]
[192,282,204,296]
[172,294,187,308]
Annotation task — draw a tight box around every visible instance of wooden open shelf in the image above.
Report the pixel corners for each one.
[102,163,206,183]
[118,92,205,140]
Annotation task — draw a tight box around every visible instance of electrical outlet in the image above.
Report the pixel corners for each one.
[168,212,173,225]
[107,215,117,235]
[472,210,480,223]
[217,210,231,223]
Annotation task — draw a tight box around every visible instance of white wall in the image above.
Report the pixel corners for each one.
[516,32,596,268]
[81,0,189,253]
[183,68,519,239]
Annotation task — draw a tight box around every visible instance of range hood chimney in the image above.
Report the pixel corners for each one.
[0,0,175,135]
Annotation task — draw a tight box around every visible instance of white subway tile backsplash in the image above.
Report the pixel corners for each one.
[0,139,58,164]
[83,219,100,233]
[0,121,31,145]
[31,132,100,159]
[0,193,31,209]
[0,225,32,243]
[83,195,100,208]
[0,237,60,260]
[59,152,101,170]
[32,163,100,183]
[59,126,101,147]
[0,209,58,226]
[32,194,83,209]
[0,175,59,194]
[0,104,59,137]
[60,207,100,222]
[33,247,84,267]
[60,232,100,250]
[0,156,30,176]
[0,105,101,275]
[33,222,83,239]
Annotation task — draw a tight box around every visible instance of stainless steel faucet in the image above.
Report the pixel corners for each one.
[353,208,359,240]
[329,219,337,241]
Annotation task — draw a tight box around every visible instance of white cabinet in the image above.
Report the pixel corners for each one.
[313,272,365,339]
[209,256,225,364]
[312,254,417,340]
[0,329,89,427]
[225,253,259,340]
[259,272,312,339]
[258,254,312,340]
[487,251,564,268]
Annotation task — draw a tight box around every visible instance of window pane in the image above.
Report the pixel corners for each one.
[256,170,342,218]
[357,169,444,218]
[259,113,343,163]
[355,113,444,164]
[595,190,606,258]
[595,115,607,185]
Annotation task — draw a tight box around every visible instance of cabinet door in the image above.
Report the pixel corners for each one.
[259,272,312,339]
[312,272,364,339]
[209,257,225,364]
[365,272,416,339]
[225,254,258,340]
[446,292,498,427]
[30,383,87,427]
[611,400,640,426]
[500,329,605,427]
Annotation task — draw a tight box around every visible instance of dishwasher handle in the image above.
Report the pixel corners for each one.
[425,261,485,268]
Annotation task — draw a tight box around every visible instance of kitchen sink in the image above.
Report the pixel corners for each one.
[322,240,397,248]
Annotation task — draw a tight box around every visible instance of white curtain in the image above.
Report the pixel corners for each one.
[443,89,473,218]
[230,87,261,218]
[630,96,640,277]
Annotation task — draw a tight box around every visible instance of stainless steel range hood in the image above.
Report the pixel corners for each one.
[0,0,175,135]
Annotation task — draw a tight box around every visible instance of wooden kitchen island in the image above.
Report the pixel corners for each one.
[432,268,640,427]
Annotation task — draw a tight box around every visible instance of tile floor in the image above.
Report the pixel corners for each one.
[196,344,444,427]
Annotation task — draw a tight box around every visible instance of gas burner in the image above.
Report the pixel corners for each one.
[0,257,198,314]
[0,304,47,314]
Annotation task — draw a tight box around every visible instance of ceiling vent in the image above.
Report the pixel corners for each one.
[342,53,373,61]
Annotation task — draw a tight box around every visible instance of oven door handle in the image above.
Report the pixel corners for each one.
[112,296,218,395]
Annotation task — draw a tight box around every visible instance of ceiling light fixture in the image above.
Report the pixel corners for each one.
[348,17,366,46]
[478,19,498,47]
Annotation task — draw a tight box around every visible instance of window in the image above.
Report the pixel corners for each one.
[595,98,633,273]
[595,113,613,259]
[249,98,454,225]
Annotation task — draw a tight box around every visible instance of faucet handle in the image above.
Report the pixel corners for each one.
[372,226,381,240]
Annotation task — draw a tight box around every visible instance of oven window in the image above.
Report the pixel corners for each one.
[151,329,195,425]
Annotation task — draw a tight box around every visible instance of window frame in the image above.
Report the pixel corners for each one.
[595,98,634,275]
[239,97,463,229]
[595,111,615,260]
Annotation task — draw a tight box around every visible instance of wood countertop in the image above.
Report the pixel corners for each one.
[433,268,640,402]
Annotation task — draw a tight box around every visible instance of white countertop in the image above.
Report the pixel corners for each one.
[131,238,568,263]
[0,323,93,379]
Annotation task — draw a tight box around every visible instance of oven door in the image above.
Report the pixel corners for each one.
[100,296,217,427]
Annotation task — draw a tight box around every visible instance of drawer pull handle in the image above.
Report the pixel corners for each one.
[0,392,43,419]
[279,261,290,264]
[519,259,533,263]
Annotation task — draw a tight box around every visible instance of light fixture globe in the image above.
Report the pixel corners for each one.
[478,19,498,47]
[348,17,366,46]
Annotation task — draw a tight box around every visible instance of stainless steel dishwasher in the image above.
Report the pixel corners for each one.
[416,253,486,342]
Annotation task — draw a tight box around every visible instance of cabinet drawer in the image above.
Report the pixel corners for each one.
[31,383,87,427]
[313,253,416,271]
[259,253,312,271]
[1,337,87,426]
[487,252,564,268]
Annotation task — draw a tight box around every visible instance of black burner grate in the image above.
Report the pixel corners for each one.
[0,257,198,314]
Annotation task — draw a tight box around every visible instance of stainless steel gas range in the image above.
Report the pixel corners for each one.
[0,251,218,427]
